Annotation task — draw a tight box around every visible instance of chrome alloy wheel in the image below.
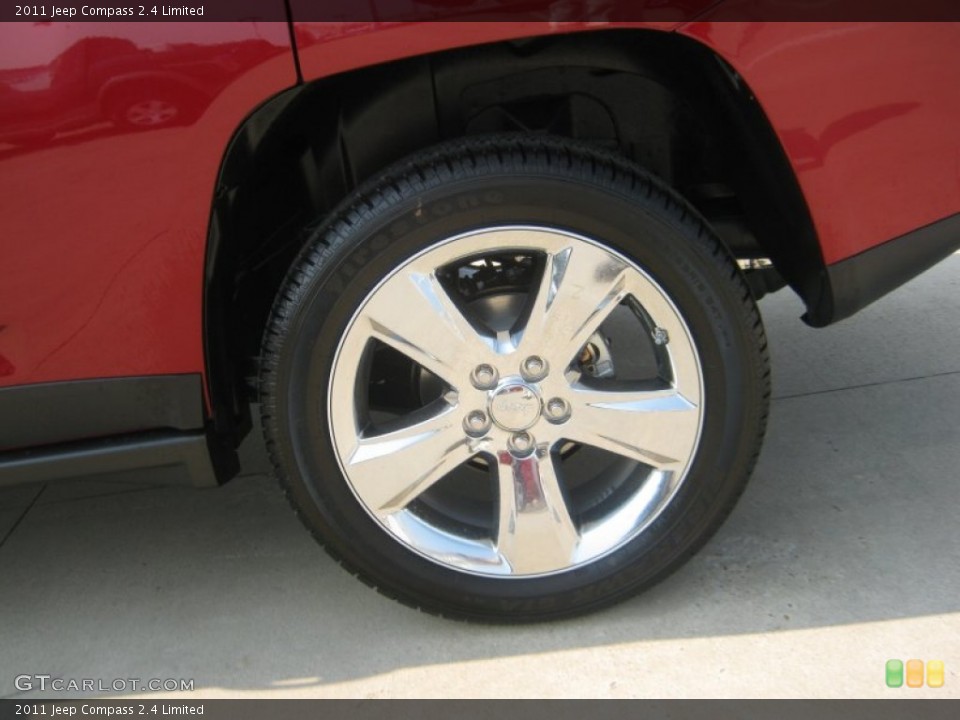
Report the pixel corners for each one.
[328,226,704,577]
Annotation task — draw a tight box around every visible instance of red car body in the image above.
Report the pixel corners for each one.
[1,9,958,486]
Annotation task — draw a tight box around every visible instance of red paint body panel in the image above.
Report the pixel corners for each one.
[292,21,685,81]
[679,20,960,264]
[0,21,296,389]
[289,0,721,83]
[0,14,958,401]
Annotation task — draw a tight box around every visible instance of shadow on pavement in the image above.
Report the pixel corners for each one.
[2,258,959,696]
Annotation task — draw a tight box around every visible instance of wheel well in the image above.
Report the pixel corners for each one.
[204,28,823,443]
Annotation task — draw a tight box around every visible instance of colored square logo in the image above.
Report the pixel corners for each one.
[906,659,924,687]
[886,659,904,688]
[927,660,945,688]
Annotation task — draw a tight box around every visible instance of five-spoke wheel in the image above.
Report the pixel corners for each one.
[328,227,704,577]
[261,136,769,621]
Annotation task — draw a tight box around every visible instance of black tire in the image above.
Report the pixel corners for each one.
[260,135,770,622]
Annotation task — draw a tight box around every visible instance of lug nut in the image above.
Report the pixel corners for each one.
[463,410,491,436]
[470,364,498,390]
[545,397,571,424]
[521,355,548,382]
[508,432,535,456]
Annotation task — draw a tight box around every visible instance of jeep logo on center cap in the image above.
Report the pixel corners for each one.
[488,383,541,431]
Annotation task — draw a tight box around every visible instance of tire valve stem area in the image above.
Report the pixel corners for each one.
[577,335,616,378]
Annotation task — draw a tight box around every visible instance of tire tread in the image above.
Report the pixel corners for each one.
[259,134,770,622]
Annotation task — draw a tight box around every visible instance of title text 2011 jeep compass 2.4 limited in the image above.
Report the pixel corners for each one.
[1,5,958,620]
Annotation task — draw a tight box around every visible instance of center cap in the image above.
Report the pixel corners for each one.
[488,383,542,431]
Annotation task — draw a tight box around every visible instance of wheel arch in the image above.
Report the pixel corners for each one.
[202,27,824,446]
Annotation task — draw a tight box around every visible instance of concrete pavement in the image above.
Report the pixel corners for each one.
[2,255,959,699]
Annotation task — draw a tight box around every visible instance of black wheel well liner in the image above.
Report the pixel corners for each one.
[203,28,823,445]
